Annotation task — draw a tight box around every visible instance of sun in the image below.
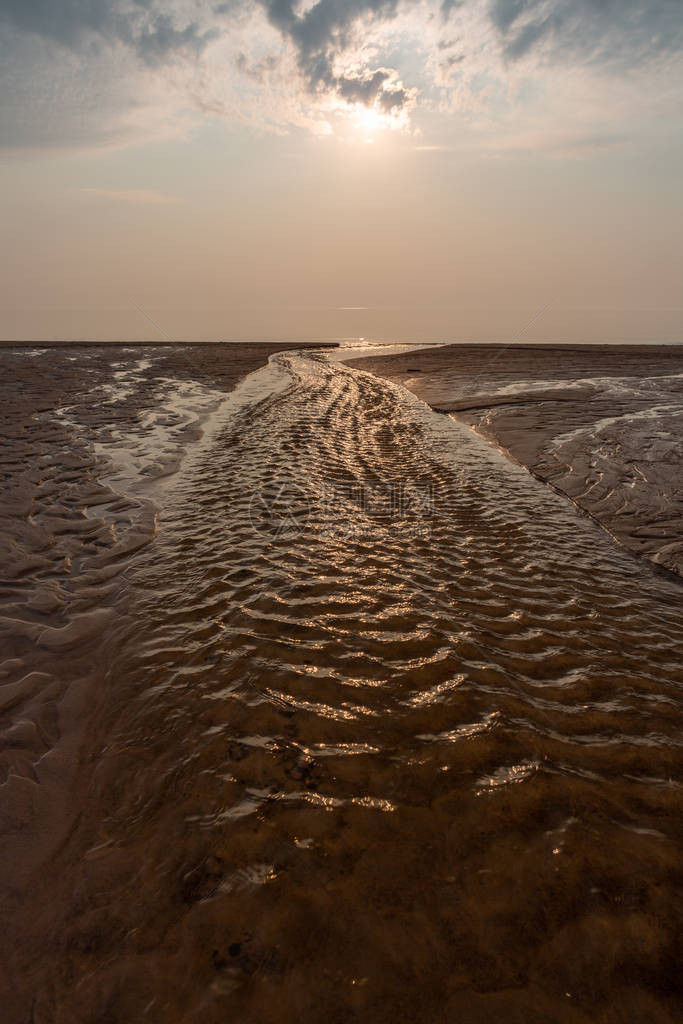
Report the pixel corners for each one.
[353,104,387,142]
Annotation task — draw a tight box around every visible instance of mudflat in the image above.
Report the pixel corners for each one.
[348,343,683,576]
[0,342,681,1024]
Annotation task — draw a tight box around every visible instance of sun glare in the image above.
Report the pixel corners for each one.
[354,104,387,142]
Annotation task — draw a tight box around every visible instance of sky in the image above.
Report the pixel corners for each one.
[1,0,682,343]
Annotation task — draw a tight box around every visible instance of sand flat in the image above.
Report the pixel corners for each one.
[0,341,332,979]
[1,342,681,1023]
[347,343,683,576]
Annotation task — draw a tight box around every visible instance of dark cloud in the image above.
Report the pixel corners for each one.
[261,0,400,78]
[0,1,413,111]
[488,0,683,66]
[256,0,682,115]
[259,0,415,113]
[377,84,412,113]
[336,68,392,105]
[333,66,414,114]
[3,1,681,87]
[0,0,217,64]
[440,1,463,18]
[440,52,465,69]
[235,50,279,81]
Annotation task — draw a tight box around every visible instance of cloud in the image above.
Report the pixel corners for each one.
[0,0,682,151]
[334,66,416,116]
[0,18,197,151]
[440,1,463,17]
[80,188,179,203]
[0,0,218,65]
[259,0,416,115]
[487,0,683,67]
[235,50,279,82]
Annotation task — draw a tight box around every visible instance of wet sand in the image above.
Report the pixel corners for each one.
[347,343,683,577]
[1,342,682,1023]
[0,342,331,1017]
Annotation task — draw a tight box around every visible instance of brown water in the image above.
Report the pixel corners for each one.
[1,346,682,1023]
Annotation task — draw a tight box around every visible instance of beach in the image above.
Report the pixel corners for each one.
[0,341,681,1023]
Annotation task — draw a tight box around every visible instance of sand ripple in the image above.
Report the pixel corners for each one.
[1,346,682,1023]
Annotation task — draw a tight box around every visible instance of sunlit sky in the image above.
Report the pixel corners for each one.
[1,0,682,342]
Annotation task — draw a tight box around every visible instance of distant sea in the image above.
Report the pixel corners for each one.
[1,306,681,345]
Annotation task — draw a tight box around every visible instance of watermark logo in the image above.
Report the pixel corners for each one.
[249,477,434,540]
[248,478,313,539]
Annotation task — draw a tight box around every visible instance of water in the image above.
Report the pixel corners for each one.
[1,346,681,1023]
[355,343,683,576]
